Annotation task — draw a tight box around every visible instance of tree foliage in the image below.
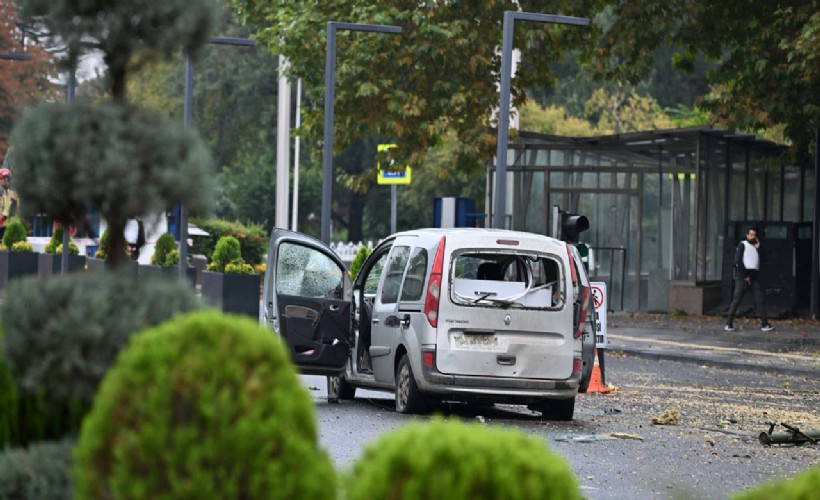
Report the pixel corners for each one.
[229,0,602,177]
[18,0,216,101]
[594,0,820,156]
[12,0,218,268]
[0,0,56,165]
[11,101,214,264]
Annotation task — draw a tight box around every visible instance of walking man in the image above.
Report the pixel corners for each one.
[725,227,775,332]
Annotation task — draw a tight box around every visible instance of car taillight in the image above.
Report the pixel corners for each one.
[573,357,582,375]
[424,236,446,328]
[423,351,434,367]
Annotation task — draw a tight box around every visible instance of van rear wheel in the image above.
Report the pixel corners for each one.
[327,375,356,403]
[395,355,427,414]
[531,397,575,421]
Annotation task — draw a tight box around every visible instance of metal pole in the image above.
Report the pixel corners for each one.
[276,55,291,229]
[179,51,192,279]
[493,12,588,229]
[61,64,76,274]
[391,185,397,233]
[811,125,820,317]
[291,78,302,231]
[321,22,402,244]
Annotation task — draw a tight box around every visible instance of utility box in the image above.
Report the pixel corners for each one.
[433,197,482,228]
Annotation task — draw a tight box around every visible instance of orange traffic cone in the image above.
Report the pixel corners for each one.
[586,348,611,394]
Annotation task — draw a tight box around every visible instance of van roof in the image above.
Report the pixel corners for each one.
[391,228,567,251]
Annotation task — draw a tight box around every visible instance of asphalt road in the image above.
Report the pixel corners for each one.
[303,354,820,500]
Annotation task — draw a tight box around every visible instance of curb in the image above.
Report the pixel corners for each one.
[610,346,820,381]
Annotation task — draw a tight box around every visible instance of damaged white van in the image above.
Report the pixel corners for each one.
[262,228,595,420]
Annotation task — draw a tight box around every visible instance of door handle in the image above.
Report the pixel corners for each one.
[329,304,340,312]
[372,318,380,324]
[384,315,400,327]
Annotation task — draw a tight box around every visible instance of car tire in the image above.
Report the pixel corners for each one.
[531,397,575,421]
[395,354,427,414]
[327,374,356,403]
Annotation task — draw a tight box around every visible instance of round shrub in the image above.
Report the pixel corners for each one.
[1,272,201,410]
[2,218,27,248]
[208,235,242,272]
[45,225,64,254]
[349,245,372,280]
[151,231,177,266]
[73,310,334,499]
[733,467,820,499]
[94,228,111,260]
[0,439,74,500]
[346,419,581,500]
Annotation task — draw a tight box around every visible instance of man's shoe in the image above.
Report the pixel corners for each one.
[761,324,775,332]
[724,324,734,332]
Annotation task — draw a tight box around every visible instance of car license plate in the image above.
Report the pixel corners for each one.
[452,334,503,350]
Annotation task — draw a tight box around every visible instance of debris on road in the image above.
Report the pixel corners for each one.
[652,407,680,425]
[609,432,644,441]
[759,422,820,446]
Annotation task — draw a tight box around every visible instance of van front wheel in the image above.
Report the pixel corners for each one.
[395,355,427,414]
[327,375,356,403]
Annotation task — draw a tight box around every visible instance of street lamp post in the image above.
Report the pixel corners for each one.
[492,11,588,229]
[179,36,256,278]
[321,22,401,244]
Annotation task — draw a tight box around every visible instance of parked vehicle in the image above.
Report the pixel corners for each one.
[262,228,595,420]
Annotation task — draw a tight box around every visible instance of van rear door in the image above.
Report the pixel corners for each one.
[263,230,352,375]
[435,246,574,380]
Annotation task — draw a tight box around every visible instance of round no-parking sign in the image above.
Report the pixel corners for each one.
[590,282,607,349]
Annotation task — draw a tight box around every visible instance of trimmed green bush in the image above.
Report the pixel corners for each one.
[349,245,372,280]
[45,225,64,254]
[1,217,27,249]
[207,235,243,273]
[1,272,201,413]
[73,310,334,499]
[733,467,820,499]
[224,261,256,274]
[0,328,17,448]
[10,240,33,252]
[94,228,111,260]
[0,440,74,500]
[346,419,581,500]
[190,218,266,265]
[55,242,80,255]
[151,231,177,266]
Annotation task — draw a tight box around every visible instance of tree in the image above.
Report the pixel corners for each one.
[229,0,603,176]
[0,0,55,165]
[11,0,218,268]
[593,0,819,158]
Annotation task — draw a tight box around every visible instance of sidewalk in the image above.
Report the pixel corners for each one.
[605,313,820,380]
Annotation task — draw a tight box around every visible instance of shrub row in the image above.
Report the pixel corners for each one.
[189,218,266,265]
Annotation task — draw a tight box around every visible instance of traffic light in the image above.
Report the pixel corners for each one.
[561,211,589,243]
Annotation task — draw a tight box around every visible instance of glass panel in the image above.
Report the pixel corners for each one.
[400,248,428,301]
[363,253,388,297]
[747,149,765,220]
[784,165,802,221]
[705,138,726,280]
[729,145,746,221]
[802,166,814,222]
[276,242,343,298]
[766,161,782,221]
[380,246,410,304]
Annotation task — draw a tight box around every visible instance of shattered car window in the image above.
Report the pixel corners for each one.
[276,242,343,298]
[451,252,563,309]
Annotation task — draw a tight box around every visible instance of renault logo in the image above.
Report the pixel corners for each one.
[504,314,511,326]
